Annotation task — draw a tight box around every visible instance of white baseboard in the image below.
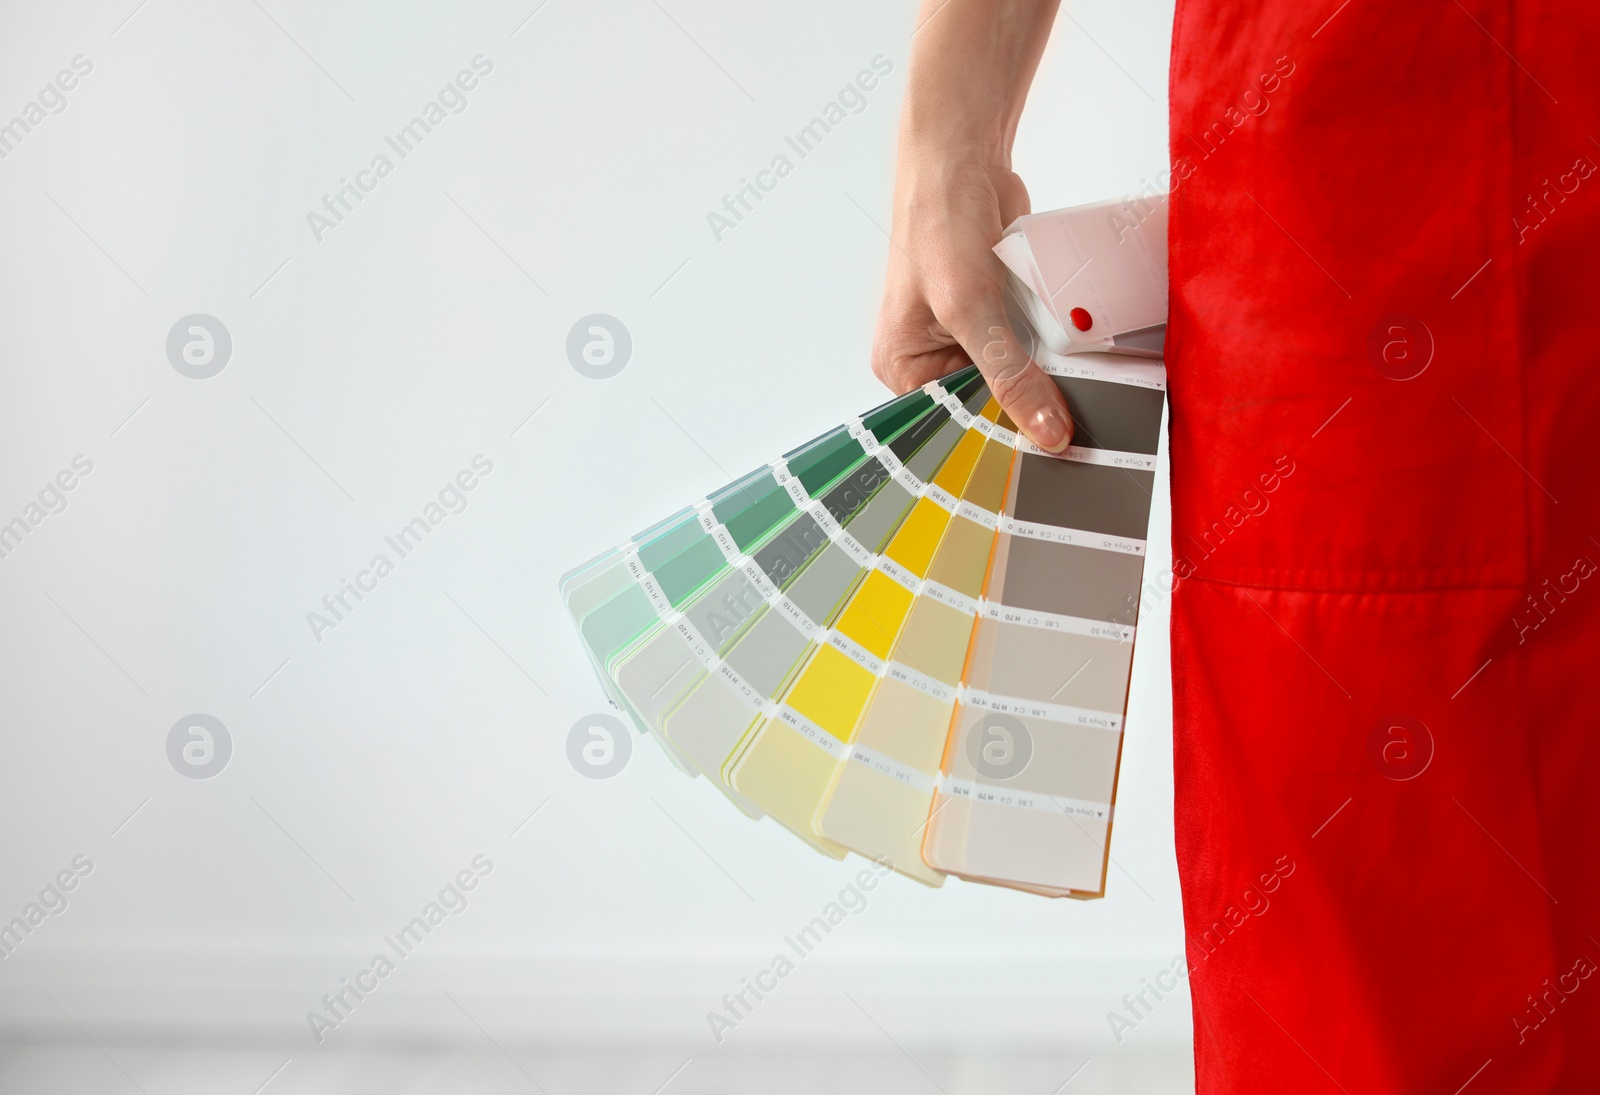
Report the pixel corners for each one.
[0,943,1194,1051]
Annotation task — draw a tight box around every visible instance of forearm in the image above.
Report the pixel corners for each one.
[900,0,1060,166]
[873,0,1074,451]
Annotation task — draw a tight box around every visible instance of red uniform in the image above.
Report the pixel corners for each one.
[1168,2,1600,1090]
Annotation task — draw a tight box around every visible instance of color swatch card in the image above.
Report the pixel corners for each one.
[563,352,1165,898]
[562,370,984,821]
[923,356,1165,897]
[725,392,1013,873]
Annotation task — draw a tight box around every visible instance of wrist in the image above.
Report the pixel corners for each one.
[895,128,1015,195]
[900,67,1019,170]
[900,114,1014,172]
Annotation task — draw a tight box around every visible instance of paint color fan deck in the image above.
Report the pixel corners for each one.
[561,355,1166,898]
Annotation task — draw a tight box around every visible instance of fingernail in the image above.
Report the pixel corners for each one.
[1028,404,1072,454]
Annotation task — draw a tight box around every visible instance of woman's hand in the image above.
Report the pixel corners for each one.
[870,0,1072,453]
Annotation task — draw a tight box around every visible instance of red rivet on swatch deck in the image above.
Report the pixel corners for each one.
[1069,307,1093,332]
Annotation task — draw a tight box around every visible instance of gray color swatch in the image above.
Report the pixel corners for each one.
[754,513,829,588]
[722,610,811,698]
[904,418,967,482]
[785,542,865,624]
[818,456,892,528]
[950,707,1121,803]
[683,570,767,648]
[845,481,916,553]
[969,621,1133,713]
[1052,375,1164,455]
[1012,456,1155,541]
[997,536,1144,623]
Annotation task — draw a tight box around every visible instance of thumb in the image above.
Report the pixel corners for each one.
[947,284,1073,454]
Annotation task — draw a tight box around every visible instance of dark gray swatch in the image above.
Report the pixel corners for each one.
[754,514,829,588]
[1012,456,1155,541]
[1052,376,1164,455]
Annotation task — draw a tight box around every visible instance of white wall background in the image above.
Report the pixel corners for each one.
[0,0,1182,1090]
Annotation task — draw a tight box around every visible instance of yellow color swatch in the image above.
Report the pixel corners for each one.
[812,433,1013,882]
[883,498,950,577]
[728,717,848,853]
[727,409,1000,859]
[834,570,915,660]
[786,643,877,737]
[962,437,1015,513]
[818,677,954,885]
[929,425,986,495]
[728,644,876,851]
